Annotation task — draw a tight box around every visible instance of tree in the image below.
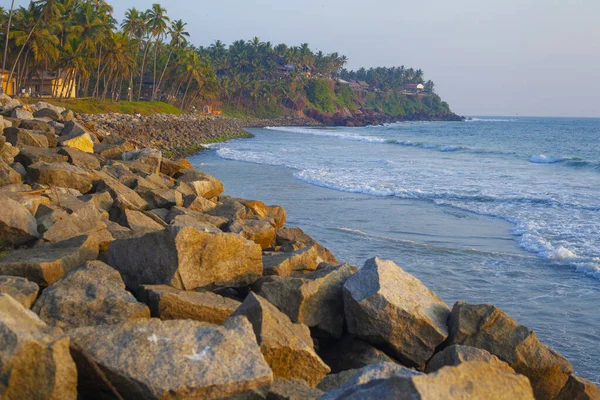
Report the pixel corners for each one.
[146,3,169,100]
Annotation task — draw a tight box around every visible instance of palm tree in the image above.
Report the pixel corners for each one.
[146,3,169,100]
[1,1,15,93]
[156,19,188,97]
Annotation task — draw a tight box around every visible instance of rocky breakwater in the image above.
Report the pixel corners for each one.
[0,94,598,399]
[79,112,319,159]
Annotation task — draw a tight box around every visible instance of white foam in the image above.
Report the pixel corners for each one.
[265,126,387,143]
[530,154,564,164]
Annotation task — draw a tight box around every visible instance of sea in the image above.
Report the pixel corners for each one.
[188,117,600,383]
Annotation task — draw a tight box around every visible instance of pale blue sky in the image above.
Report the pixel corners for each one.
[12,0,600,116]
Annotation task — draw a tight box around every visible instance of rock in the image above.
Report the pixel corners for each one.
[1,142,20,163]
[14,145,68,166]
[27,161,95,193]
[169,214,223,233]
[102,163,138,187]
[166,206,228,229]
[255,264,357,338]
[0,195,39,247]
[41,202,108,243]
[80,190,115,213]
[276,228,338,263]
[138,285,241,324]
[118,209,166,234]
[0,235,99,287]
[0,294,78,400]
[184,194,217,212]
[3,191,50,216]
[61,109,74,121]
[122,148,162,174]
[30,101,65,115]
[57,147,101,170]
[238,199,287,229]
[0,275,39,308]
[60,120,88,137]
[229,219,277,249]
[231,293,330,386]
[425,344,514,373]
[58,132,95,153]
[108,225,263,290]
[320,361,534,400]
[33,107,62,121]
[35,204,70,234]
[93,139,136,159]
[557,375,600,400]
[343,258,450,369]
[445,301,574,399]
[140,188,183,209]
[176,168,224,199]
[11,108,34,120]
[96,173,148,211]
[32,261,149,330]
[160,158,192,177]
[208,196,248,221]
[19,119,56,134]
[48,120,65,135]
[263,246,319,276]
[69,316,273,399]
[0,158,22,185]
[319,362,422,399]
[3,127,49,148]
[320,334,398,373]
[267,378,323,400]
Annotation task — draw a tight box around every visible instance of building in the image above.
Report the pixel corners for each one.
[404,83,425,93]
[29,72,77,98]
[0,70,17,96]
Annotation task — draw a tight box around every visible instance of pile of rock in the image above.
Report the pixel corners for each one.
[0,95,598,399]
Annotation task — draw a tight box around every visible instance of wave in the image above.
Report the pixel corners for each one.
[265,126,387,144]
[530,154,565,164]
[467,118,517,122]
[529,155,600,171]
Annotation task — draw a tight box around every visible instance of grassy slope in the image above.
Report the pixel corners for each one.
[21,98,182,115]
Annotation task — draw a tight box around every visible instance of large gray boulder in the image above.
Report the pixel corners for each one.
[57,147,101,170]
[444,301,574,400]
[32,261,150,330]
[3,127,49,148]
[14,145,68,167]
[0,194,40,247]
[343,258,450,369]
[176,168,224,199]
[263,246,319,276]
[254,264,357,338]
[95,173,148,211]
[425,344,514,373]
[108,225,263,290]
[138,284,240,324]
[0,294,78,400]
[276,227,337,263]
[118,209,166,234]
[122,148,163,174]
[139,188,183,209]
[27,161,95,193]
[0,158,22,186]
[41,202,108,243]
[69,316,273,399]
[0,275,39,308]
[0,235,99,287]
[11,108,34,120]
[267,378,323,400]
[320,361,534,400]
[230,293,330,386]
[320,334,398,373]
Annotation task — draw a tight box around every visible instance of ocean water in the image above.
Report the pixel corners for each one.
[189,117,600,383]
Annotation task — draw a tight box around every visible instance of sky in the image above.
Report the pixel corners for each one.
[12,0,600,117]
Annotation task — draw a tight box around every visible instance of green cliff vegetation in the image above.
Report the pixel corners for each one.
[0,1,458,121]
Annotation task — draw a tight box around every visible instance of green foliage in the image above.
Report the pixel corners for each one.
[334,84,357,110]
[305,80,336,113]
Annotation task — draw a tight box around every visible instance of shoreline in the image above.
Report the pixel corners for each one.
[1,98,597,398]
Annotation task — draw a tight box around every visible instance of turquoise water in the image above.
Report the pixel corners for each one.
[189,117,600,383]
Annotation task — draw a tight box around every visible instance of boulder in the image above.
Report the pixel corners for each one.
[102,163,138,187]
[48,121,65,135]
[20,119,56,135]
[35,204,70,234]
[57,147,101,170]
[166,206,228,229]
[160,158,193,177]
[231,293,330,386]
[320,334,398,373]
[0,195,40,247]
[118,209,166,234]
[184,194,217,212]
[229,219,277,249]
[425,344,514,373]
[41,202,108,243]
[445,301,574,399]
[3,127,48,148]
[93,139,136,159]
[255,264,357,338]
[343,258,450,369]
[169,214,223,233]
[238,199,287,229]
[69,316,273,399]
[27,161,95,193]
[58,132,95,153]
[32,261,150,330]
[60,120,88,138]
[319,362,422,399]
[557,375,600,400]
[61,109,74,121]
[33,107,62,121]
[108,225,262,290]
[122,148,162,174]
[0,142,20,163]
[11,108,34,120]
[95,173,148,211]
[0,158,22,186]
[276,228,338,263]
[0,275,39,308]
[0,235,99,287]
[267,378,324,400]
[207,196,248,221]
[140,188,183,209]
[263,246,319,276]
[3,191,50,215]
[138,285,241,324]
[14,145,68,166]
[320,361,534,400]
[176,168,224,199]
[0,294,78,400]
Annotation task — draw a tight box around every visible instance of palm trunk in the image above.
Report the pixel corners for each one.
[7,22,38,93]
[156,46,174,99]
[1,0,15,94]
[181,74,193,109]
[137,40,151,100]
[93,47,102,98]
[152,39,160,100]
